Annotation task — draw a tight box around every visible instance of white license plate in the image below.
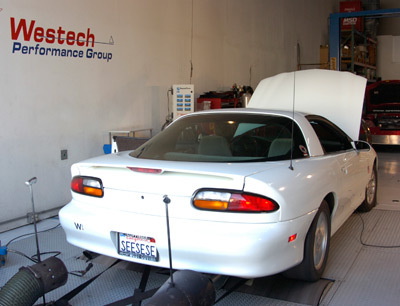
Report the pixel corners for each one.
[118,233,158,262]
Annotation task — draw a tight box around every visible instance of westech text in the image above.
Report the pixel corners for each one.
[10,18,112,62]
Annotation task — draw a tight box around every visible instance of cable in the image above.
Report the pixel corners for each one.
[162,88,173,130]
[7,249,38,263]
[357,212,400,249]
[296,42,301,70]
[5,222,60,247]
[31,251,61,261]
[167,87,172,117]
[7,249,61,264]
[5,222,62,264]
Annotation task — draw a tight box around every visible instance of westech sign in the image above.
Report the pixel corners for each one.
[10,18,113,62]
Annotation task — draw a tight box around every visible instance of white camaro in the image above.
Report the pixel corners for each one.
[59,70,377,281]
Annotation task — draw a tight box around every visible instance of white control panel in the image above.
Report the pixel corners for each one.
[172,84,194,120]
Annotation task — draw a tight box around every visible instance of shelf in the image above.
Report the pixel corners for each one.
[329,8,400,71]
[341,60,376,70]
[338,24,377,80]
[341,29,378,45]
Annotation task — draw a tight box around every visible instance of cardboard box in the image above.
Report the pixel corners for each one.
[320,45,329,69]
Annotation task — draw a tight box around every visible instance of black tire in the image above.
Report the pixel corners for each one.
[283,200,331,282]
[358,164,377,212]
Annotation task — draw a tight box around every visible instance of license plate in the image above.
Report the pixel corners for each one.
[118,233,158,262]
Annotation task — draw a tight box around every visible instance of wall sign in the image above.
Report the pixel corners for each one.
[10,18,113,62]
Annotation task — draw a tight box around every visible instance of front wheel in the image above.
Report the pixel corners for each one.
[283,200,331,282]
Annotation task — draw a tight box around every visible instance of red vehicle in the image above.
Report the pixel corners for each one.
[363,80,400,145]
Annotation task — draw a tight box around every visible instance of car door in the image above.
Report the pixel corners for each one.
[307,116,361,227]
[347,143,372,209]
[341,149,364,209]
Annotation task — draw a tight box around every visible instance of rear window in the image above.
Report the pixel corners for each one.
[130,113,308,162]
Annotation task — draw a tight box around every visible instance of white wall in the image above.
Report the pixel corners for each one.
[376,0,400,80]
[377,35,400,80]
[0,0,338,231]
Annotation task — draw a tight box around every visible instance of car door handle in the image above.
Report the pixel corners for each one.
[341,166,348,174]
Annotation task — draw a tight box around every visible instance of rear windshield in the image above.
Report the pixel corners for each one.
[130,113,308,162]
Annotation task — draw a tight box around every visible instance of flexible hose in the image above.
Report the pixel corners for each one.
[0,268,42,306]
[0,257,68,306]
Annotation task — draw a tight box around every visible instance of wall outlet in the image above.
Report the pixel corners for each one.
[61,149,68,160]
[27,212,39,224]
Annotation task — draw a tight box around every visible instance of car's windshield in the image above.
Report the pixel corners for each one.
[369,83,400,106]
[130,113,308,162]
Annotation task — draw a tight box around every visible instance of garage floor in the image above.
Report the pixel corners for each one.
[1,148,399,306]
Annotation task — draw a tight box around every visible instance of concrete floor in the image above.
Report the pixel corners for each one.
[0,147,399,305]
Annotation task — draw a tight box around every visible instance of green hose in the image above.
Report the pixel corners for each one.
[0,257,68,306]
[0,268,43,306]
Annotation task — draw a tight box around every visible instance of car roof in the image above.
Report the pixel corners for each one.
[191,107,306,117]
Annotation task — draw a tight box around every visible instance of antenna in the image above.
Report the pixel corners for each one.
[289,72,295,171]
[163,195,175,287]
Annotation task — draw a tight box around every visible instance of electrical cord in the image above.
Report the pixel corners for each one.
[31,251,61,261]
[357,212,400,249]
[167,87,172,116]
[7,249,38,263]
[4,220,94,277]
[162,88,173,130]
[5,222,61,247]
[9,250,93,278]
[5,221,62,263]
[7,249,62,264]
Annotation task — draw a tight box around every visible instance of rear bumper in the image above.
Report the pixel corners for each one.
[59,200,316,278]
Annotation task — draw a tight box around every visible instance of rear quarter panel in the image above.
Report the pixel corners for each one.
[244,156,341,223]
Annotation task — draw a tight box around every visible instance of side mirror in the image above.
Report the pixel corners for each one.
[353,140,372,151]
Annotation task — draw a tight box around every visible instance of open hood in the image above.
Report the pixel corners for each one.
[248,69,367,140]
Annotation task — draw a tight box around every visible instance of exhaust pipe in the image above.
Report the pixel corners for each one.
[0,257,68,306]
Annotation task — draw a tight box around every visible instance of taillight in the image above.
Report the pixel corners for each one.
[193,190,279,212]
[71,176,103,197]
[127,167,162,174]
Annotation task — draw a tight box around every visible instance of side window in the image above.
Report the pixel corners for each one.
[308,117,353,153]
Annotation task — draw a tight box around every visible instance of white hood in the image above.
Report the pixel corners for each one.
[248,69,367,140]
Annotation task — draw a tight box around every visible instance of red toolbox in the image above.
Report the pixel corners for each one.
[197,97,240,110]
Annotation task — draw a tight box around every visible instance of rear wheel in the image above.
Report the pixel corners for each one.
[283,201,331,282]
[358,164,377,212]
